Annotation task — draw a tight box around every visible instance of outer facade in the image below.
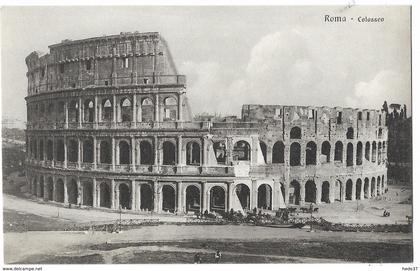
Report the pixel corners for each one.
[25,32,388,214]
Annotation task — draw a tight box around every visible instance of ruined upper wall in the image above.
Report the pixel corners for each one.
[25,32,184,96]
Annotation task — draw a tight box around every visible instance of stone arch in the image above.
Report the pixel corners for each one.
[68,100,79,122]
[345,179,353,200]
[210,186,226,213]
[119,140,130,165]
[356,178,362,200]
[372,142,377,163]
[334,141,343,162]
[233,140,251,161]
[186,185,201,213]
[56,138,65,162]
[67,178,78,204]
[119,183,131,210]
[290,127,301,139]
[162,141,176,165]
[68,139,78,162]
[99,182,111,208]
[364,177,370,199]
[289,180,301,205]
[83,138,94,163]
[321,181,330,203]
[356,142,363,165]
[290,142,301,166]
[321,141,331,163]
[259,141,267,163]
[39,176,45,198]
[365,142,371,161]
[100,140,111,164]
[141,97,154,122]
[213,141,226,163]
[46,139,54,160]
[120,97,132,122]
[305,141,317,165]
[161,184,176,213]
[235,183,250,210]
[102,98,113,122]
[82,181,93,206]
[46,177,53,201]
[335,180,343,202]
[186,141,201,165]
[257,184,272,210]
[272,141,284,164]
[378,142,382,165]
[305,180,316,203]
[140,183,153,211]
[371,177,376,196]
[377,175,381,195]
[56,178,65,203]
[163,96,177,121]
[83,99,95,122]
[346,142,353,166]
[140,140,153,165]
[346,127,354,139]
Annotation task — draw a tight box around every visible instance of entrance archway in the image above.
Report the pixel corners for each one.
[210,186,226,213]
[321,181,330,203]
[56,179,64,203]
[335,180,343,202]
[119,183,131,210]
[364,178,370,199]
[257,184,272,210]
[67,179,78,204]
[345,179,353,200]
[186,185,201,212]
[140,184,153,211]
[235,184,250,210]
[305,180,316,203]
[82,182,93,206]
[99,182,111,208]
[162,141,176,165]
[289,180,301,205]
[371,177,376,196]
[356,179,362,200]
[47,177,54,201]
[162,185,175,213]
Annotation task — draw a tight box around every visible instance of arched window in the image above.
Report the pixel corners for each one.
[140,141,153,165]
[378,142,382,165]
[164,97,177,121]
[372,141,377,163]
[235,184,250,210]
[83,139,94,163]
[141,98,154,122]
[100,141,111,164]
[68,100,79,122]
[119,141,130,165]
[305,141,317,165]
[272,141,284,164]
[39,139,44,160]
[162,141,176,165]
[68,139,78,162]
[334,141,343,162]
[102,99,112,122]
[305,180,316,203]
[186,142,201,165]
[356,142,363,165]
[186,185,201,212]
[346,127,354,139]
[56,139,65,162]
[210,186,226,213]
[213,142,226,164]
[290,142,301,166]
[84,100,94,122]
[365,142,371,161]
[346,142,353,166]
[321,141,331,163]
[162,185,175,212]
[233,140,251,161]
[46,139,54,160]
[290,127,301,139]
[257,184,272,210]
[120,98,132,122]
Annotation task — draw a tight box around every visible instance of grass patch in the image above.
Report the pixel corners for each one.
[14,254,104,264]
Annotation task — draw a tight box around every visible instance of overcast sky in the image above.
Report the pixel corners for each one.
[1,6,411,123]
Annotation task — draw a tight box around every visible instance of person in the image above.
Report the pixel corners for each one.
[214,249,222,263]
[194,253,200,264]
[383,210,387,217]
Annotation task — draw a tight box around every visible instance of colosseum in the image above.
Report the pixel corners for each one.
[25,32,388,215]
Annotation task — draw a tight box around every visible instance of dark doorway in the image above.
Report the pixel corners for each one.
[257,184,272,210]
[140,184,153,211]
[162,185,175,213]
[119,183,131,209]
[210,186,226,213]
[186,185,201,212]
[235,184,250,210]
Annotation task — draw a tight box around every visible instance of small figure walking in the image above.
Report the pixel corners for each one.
[194,253,202,264]
[214,249,222,263]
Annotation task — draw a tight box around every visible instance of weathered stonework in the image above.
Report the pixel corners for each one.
[25,32,388,214]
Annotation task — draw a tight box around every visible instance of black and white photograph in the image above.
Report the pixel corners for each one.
[0,2,416,268]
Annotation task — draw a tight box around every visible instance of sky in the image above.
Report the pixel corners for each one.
[1,6,411,125]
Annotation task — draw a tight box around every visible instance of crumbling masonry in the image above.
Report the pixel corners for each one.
[25,32,388,214]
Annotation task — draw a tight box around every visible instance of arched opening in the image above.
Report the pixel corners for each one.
[47,177,53,200]
[335,180,343,202]
[372,142,377,163]
[84,100,94,122]
[272,141,284,164]
[289,180,301,205]
[67,179,78,204]
[58,101,65,123]
[83,139,94,163]
[56,179,64,203]
[290,142,301,166]
[162,141,176,165]
[46,140,54,160]
[213,142,226,164]
[378,128,383,139]
[365,142,371,161]
[163,97,177,121]
[356,142,363,165]
[56,139,65,162]
[210,186,226,213]
[99,182,111,208]
[100,141,111,164]
[119,141,130,165]
[382,175,385,192]
[334,141,343,162]
[345,179,353,200]
[140,141,153,165]
[290,127,301,139]
[186,185,201,213]
[257,184,272,210]
[305,180,316,203]
[186,142,201,165]
[259,141,267,163]
[377,176,381,195]
[68,139,78,162]
[119,183,131,210]
[364,178,370,199]
[82,182,93,206]
[235,184,250,211]
[162,185,175,213]
[305,141,317,165]
[68,100,79,122]
[321,181,330,203]
[356,179,362,200]
[141,98,154,122]
[346,143,353,166]
[378,142,382,165]
[102,99,113,122]
[233,140,251,161]
[371,177,376,196]
[346,127,354,139]
[140,184,153,211]
[120,98,132,122]
[321,141,331,163]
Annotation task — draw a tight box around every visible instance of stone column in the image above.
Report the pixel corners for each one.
[112,94,117,127]
[153,136,159,171]
[328,180,335,204]
[284,182,290,205]
[77,178,82,205]
[132,94,137,127]
[351,180,356,201]
[78,97,83,128]
[111,179,115,209]
[65,101,69,129]
[52,176,57,201]
[131,180,136,210]
[266,146,273,164]
[201,182,208,212]
[342,142,347,167]
[111,137,116,171]
[64,136,68,168]
[43,180,48,201]
[177,182,183,214]
[227,182,234,211]
[115,182,120,210]
[131,137,136,171]
[177,135,183,166]
[64,176,68,204]
[94,95,98,129]
[93,136,97,169]
[316,181,322,204]
[77,138,82,169]
[153,182,159,213]
[361,142,365,165]
[251,180,258,210]
[330,144,335,164]
[300,142,306,166]
[366,178,371,199]
[316,144,322,166]
[92,177,97,207]
[273,180,281,210]
[300,181,305,206]
[177,93,183,121]
[154,94,159,122]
